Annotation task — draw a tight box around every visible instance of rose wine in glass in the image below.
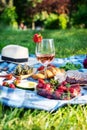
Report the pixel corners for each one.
[35,39,55,78]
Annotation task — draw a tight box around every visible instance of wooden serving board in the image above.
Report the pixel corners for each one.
[13,68,37,79]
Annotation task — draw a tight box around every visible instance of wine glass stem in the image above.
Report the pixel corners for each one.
[44,65,47,79]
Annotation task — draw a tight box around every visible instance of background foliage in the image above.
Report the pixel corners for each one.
[0,6,18,28]
[0,0,87,29]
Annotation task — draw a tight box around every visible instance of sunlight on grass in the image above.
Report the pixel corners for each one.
[0,28,87,57]
[0,105,87,129]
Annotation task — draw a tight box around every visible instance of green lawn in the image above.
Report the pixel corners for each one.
[0,28,87,57]
[0,28,87,130]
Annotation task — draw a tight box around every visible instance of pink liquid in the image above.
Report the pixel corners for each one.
[36,54,55,65]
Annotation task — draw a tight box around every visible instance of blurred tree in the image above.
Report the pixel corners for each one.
[24,0,43,29]
[14,0,27,24]
[0,0,13,7]
[1,0,87,29]
[0,1,5,14]
[72,4,87,28]
[13,0,87,29]
[69,0,87,27]
[44,13,59,29]
[0,6,18,28]
[14,0,42,29]
[0,0,18,29]
[25,0,71,29]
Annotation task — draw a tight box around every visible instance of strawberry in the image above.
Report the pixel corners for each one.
[58,85,67,91]
[44,83,51,90]
[37,66,44,71]
[61,81,68,86]
[9,83,15,89]
[46,88,53,98]
[71,89,78,97]
[69,87,78,97]
[37,83,44,89]
[38,79,45,84]
[54,89,63,99]
[69,84,81,97]
[69,87,74,93]
[43,84,53,98]
[37,79,45,89]
[33,34,42,43]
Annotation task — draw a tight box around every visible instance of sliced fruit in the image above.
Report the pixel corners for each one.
[16,81,37,90]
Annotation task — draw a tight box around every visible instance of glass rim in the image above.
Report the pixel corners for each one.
[42,39,54,41]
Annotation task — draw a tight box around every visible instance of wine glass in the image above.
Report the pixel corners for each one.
[35,39,55,78]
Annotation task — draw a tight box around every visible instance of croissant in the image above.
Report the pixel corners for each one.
[49,67,61,75]
[32,73,45,79]
[32,66,65,79]
[45,69,54,78]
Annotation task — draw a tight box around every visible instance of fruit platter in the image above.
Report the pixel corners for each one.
[36,79,81,100]
[34,61,87,100]
[28,52,87,100]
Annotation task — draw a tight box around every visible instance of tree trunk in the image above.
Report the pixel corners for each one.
[32,21,35,30]
[1,0,6,4]
[8,0,13,7]
[1,0,13,6]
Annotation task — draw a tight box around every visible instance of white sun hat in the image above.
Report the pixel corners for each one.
[1,45,29,63]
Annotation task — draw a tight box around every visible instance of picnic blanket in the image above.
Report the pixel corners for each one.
[0,54,87,112]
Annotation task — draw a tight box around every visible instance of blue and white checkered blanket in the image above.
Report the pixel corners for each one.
[0,54,87,112]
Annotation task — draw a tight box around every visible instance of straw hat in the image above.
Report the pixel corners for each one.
[1,45,29,63]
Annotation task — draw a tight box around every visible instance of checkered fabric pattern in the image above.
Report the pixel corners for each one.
[0,55,87,112]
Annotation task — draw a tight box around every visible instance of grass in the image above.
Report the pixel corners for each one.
[0,28,87,130]
[0,28,87,57]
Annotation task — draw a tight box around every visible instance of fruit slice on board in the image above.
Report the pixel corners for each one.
[16,81,37,90]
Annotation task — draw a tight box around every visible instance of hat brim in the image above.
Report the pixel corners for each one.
[0,55,29,64]
[0,55,4,63]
